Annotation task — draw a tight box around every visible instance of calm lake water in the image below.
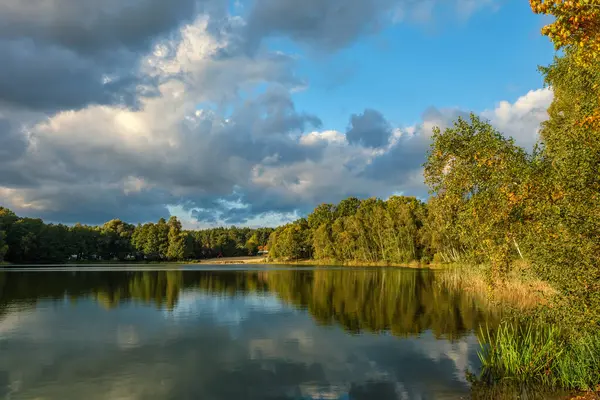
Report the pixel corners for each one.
[0,266,502,400]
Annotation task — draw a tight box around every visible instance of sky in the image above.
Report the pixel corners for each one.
[0,0,556,228]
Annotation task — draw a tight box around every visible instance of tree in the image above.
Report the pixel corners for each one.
[307,203,335,230]
[424,114,531,281]
[312,223,336,260]
[334,197,361,219]
[0,230,8,262]
[526,48,600,327]
[245,233,259,256]
[167,217,186,261]
[531,1,600,129]
[268,221,311,261]
[157,218,169,259]
[0,207,17,263]
[530,0,600,66]
[100,219,134,261]
[143,224,160,260]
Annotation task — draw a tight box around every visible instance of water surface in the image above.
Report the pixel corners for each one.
[0,266,500,399]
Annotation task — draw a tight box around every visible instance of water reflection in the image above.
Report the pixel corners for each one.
[0,268,501,399]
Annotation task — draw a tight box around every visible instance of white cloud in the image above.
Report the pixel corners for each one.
[481,88,553,150]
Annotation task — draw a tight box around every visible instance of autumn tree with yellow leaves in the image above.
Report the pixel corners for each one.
[531,0,600,128]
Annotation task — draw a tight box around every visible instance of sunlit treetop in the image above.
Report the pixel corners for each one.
[530,0,600,66]
[531,0,600,129]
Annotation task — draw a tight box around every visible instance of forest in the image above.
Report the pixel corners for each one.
[0,208,272,263]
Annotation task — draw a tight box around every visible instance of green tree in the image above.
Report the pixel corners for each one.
[424,114,531,281]
[143,224,160,260]
[0,230,8,262]
[245,233,259,256]
[312,223,336,260]
[334,197,361,219]
[268,220,311,261]
[527,49,600,327]
[100,219,134,261]
[307,203,335,230]
[156,218,169,260]
[167,216,185,261]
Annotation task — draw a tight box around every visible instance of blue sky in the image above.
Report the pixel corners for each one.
[0,0,556,227]
[287,0,554,131]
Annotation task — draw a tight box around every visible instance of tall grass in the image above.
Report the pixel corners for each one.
[437,262,555,310]
[477,321,600,391]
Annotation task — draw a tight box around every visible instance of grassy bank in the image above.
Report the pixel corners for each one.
[438,263,600,395]
[437,262,556,310]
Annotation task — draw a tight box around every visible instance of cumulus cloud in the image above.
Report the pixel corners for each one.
[481,88,553,150]
[0,87,551,224]
[0,0,228,112]
[0,0,543,226]
[0,14,323,224]
[0,117,26,163]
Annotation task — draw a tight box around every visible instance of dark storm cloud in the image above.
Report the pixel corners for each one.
[0,0,214,54]
[0,40,156,112]
[245,0,398,51]
[191,209,220,224]
[0,115,34,188]
[0,0,221,111]
[0,117,27,162]
[346,109,393,148]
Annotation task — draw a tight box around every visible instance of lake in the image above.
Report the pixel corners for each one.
[0,266,502,400]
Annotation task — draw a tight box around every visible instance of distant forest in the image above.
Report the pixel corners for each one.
[0,208,272,263]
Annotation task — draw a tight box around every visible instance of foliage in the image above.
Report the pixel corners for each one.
[531,0,600,129]
[268,219,312,260]
[0,230,7,262]
[166,216,186,261]
[269,196,429,264]
[526,50,600,329]
[424,114,531,281]
[530,0,600,66]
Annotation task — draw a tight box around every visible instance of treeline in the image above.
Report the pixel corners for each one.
[267,196,431,264]
[0,207,272,263]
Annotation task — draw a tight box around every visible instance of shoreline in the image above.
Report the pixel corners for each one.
[0,257,443,268]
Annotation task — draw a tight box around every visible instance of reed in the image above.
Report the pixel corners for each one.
[477,321,600,391]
